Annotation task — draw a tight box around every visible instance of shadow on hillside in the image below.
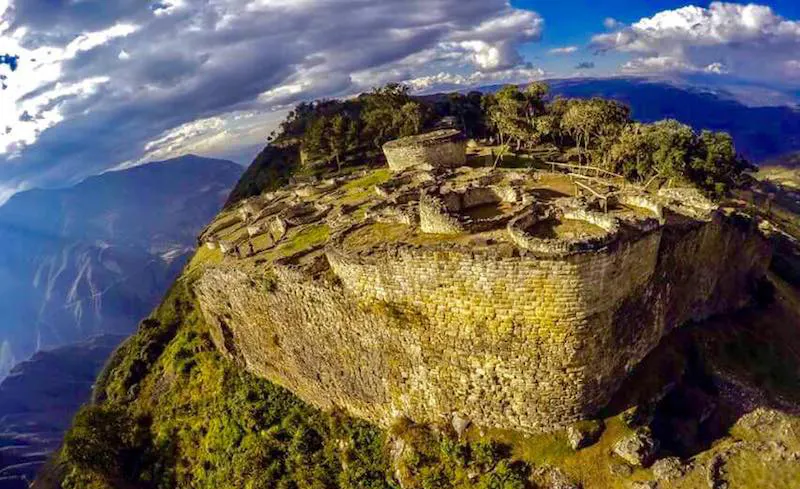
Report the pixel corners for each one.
[601,276,800,458]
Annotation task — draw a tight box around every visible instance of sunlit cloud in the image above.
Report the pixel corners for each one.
[549,46,578,55]
[591,2,800,87]
[0,0,545,197]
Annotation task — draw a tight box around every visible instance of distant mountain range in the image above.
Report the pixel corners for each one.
[478,77,800,163]
[0,155,242,378]
[0,335,123,488]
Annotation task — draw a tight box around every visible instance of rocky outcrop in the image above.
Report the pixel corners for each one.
[566,420,604,450]
[613,427,660,466]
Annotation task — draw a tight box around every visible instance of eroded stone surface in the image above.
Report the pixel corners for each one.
[382,129,466,172]
[613,428,660,467]
[566,420,605,450]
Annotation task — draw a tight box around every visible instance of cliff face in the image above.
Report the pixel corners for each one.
[195,167,771,433]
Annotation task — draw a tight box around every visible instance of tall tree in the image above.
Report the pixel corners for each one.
[561,98,630,163]
[489,85,529,151]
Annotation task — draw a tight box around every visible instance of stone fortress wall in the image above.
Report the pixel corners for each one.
[196,134,772,433]
[198,204,771,433]
[383,129,467,171]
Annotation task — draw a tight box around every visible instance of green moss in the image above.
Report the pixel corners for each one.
[342,169,392,193]
[268,223,330,260]
[338,169,392,206]
[390,423,531,489]
[343,222,412,250]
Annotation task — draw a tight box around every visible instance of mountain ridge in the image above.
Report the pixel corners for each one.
[0,154,243,378]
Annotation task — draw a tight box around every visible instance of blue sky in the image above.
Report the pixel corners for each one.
[517,0,800,76]
[1,0,800,201]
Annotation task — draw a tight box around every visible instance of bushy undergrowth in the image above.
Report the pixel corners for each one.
[55,262,395,489]
[390,421,530,489]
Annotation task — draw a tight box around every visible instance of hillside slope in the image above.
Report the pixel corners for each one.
[38,164,800,489]
[37,84,800,489]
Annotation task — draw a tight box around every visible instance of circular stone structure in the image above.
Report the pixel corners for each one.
[382,129,467,172]
[420,185,525,234]
[507,205,620,256]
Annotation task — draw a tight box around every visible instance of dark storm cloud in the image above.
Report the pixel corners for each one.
[6,0,149,47]
[1,0,543,193]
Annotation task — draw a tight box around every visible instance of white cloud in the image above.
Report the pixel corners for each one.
[621,56,728,75]
[0,21,136,156]
[786,60,800,77]
[0,0,545,196]
[603,17,622,30]
[591,2,800,86]
[405,66,546,92]
[549,46,578,55]
[116,108,288,168]
[64,24,139,59]
[152,0,188,16]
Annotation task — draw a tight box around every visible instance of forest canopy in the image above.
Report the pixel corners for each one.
[269,81,751,197]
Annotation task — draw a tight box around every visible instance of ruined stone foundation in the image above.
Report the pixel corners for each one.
[382,129,466,172]
[196,210,770,433]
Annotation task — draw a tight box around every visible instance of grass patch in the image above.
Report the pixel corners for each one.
[343,222,412,250]
[57,247,396,489]
[266,223,330,261]
[338,169,392,206]
[342,169,392,193]
[481,417,646,489]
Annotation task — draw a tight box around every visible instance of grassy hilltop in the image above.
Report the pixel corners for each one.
[36,82,800,489]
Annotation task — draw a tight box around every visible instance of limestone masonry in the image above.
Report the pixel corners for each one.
[196,138,771,433]
[382,129,466,171]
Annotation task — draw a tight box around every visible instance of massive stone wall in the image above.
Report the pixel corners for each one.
[196,210,771,433]
[383,130,466,171]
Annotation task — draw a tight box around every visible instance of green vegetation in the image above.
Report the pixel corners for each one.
[388,421,531,489]
[304,113,361,172]
[225,142,301,207]
[482,84,749,196]
[268,223,330,260]
[46,246,800,489]
[52,255,395,489]
[225,80,750,208]
[49,245,542,489]
[338,168,392,206]
[293,84,434,174]
[45,79,800,489]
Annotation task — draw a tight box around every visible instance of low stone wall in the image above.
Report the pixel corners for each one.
[419,185,524,234]
[507,206,620,256]
[419,192,464,234]
[383,130,467,171]
[657,187,717,220]
[197,211,771,432]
